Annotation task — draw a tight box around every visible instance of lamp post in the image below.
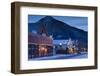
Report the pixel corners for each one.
[53,46,56,55]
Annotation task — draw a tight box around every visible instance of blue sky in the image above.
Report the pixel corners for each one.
[28,15,88,31]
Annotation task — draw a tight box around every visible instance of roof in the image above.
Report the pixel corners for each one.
[28,33,53,46]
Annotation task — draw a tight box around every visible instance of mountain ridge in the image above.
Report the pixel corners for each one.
[28,16,87,43]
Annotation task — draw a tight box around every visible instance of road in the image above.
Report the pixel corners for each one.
[29,52,88,61]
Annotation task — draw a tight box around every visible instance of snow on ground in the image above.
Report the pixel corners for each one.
[29,52,88,61]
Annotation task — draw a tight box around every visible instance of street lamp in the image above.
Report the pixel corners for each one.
[60,43,62,46]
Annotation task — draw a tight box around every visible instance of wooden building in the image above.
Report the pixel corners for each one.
[28,33,53,59]
[28,23,53,59]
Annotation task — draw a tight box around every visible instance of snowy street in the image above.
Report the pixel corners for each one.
[29,52,88,60]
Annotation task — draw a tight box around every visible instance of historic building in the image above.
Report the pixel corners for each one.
[28,24,53,59]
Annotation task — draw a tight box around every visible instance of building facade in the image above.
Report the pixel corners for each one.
[28,33,53,59]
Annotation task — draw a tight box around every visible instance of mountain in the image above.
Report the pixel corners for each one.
[28,16,88,47]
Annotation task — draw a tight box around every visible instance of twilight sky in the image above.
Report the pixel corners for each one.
[28,15,88,31]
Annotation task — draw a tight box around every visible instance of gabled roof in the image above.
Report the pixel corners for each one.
[28,33,53,46]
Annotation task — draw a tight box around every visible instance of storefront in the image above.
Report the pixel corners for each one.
[28,33,53,59]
